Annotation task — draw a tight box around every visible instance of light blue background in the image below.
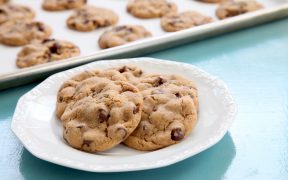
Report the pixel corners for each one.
[1,18,288,180]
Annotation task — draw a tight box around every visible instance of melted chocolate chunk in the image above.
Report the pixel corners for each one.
[154,77,165,87]
[49,43,61,54]
[171,128,184,141]
[133,104,140,114]
[98,109,109,123]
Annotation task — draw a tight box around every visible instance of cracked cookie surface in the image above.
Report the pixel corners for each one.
[42,0,87,11]
[161,11,213,32]
[216,0,263,19]
[0,4,35,25]
[0,20,52,46]
[124,74,198,151]
[57,69,143,152]
[127,0,177,19]
[67,5,118,32]
[98,25,152,49]
[16,39,80,68]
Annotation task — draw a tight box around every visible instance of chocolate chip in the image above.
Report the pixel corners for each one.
[138,70,143,76]
[67,0,75,3]
[83,140,93,146]
[154,77,165,87]
[175,92,181,98]
[116,127,127,139]
[36,22,45,32]
[58,96,63,102]
[49,43,61,54]
[153,106,157,112]
[118,66,128,73]
[133,104,140,114]
[98,109,109,123]
[171,128,184,141]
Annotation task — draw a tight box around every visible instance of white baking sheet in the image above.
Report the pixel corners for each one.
[0,0,285,75]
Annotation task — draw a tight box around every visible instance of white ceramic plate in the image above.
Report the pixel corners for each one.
[11,58,237,172]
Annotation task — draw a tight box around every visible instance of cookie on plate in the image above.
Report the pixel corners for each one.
[0,0,9,5]
[42,0,87,11]
[124,74,198,151]
[67,6,118,32]
[57,71,143,152]
[16,39,80,68]
[216,0,263,19]
[0,20,52,46]
[98,25,152,49]
[127,0,177,19]
[0,4,35,24]
[161,11,213,32]
[56,65,143,118]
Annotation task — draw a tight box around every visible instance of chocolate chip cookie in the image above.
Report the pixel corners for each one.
[98,25,152,49]
[161,11,213,32]
[67,6,118,32]
[0,4,35,25]
[124,74,198,151]
[0,20,52,46]
[57,72,143,152]
[42,0,87,11]
[216,0,263,19]
[16,39,80,68]
[127,0,177,19]
[0,0,9,5]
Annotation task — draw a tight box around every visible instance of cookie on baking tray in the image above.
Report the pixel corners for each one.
[67,5,118,32]
[0,20,52,46]
[0,4,35,25]
[16,39,80,68]
[161,11,213,32]
[216,0,263,19]
[98,25,152,49]
[127,0,177,19]
[42,0,87,11]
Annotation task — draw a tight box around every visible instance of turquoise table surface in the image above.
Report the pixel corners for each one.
[1,18,288,180]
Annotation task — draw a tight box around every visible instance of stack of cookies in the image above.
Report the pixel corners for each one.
[56,65,199,152]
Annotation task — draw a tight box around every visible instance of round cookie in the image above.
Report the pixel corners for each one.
[56,65,143,118]
[16,39,80,68]
[42,0,87,11]
[0,0,9,5]
[161,11,213,32]
[98,25,152,49]
[216,0,263,19]
[0,20,52,46]
[57,75,143,152]
[67,6,118,32]
[0,4,35,25]
[124,74,198,151]
[127,0,177,19]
